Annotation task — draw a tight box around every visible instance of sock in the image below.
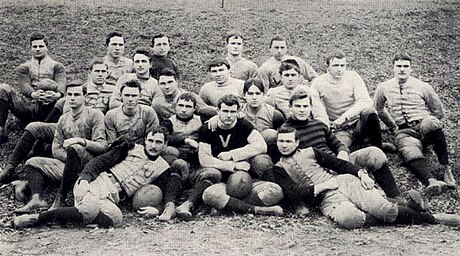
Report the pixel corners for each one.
[59,147,82,199]
[223,197,255,214]
[188,179,213,205]
[364,213,381,227]
[164,173,182,203]
[364,113,383,149]
[93,212,115,228]
[9,130,35,167]
[243,193,265,206]
[0,99,8,127]
[38,207,84,225]
[407,158,435,186]
[373,164,401,198]
[24,165,47,196]
[426,129,449,165]
[394,205,436,225]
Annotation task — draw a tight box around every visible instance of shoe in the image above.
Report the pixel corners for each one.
[0,126,8,144]
[442,166,457,189]
[254,205,284,216]
[425,180,448,196]
[14,198,49,214]
[176,201,193,221]
[382,142,398,153]
[404,190,429,212]
[12,214,39,229]
[158,202,176,221]
[294,202,310,217]
[433,213,460,227]
[11,180,29,202]
[0,164,18,185]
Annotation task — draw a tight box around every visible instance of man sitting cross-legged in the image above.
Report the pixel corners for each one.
[199,94,284,217]
[263,126,460,229]
[13,126,188,228]
[14,82,107,213]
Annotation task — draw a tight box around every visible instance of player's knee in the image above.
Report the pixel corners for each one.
[202,184,229,209]
[360,107,377,119]
[365,146,388,170]
[100,203,123,227]
[198,168,222,183]
[420,116,442,134]
[257,182,284,206]
[171,159,188,178]
[333,209,366,229]
[0,83,13,95]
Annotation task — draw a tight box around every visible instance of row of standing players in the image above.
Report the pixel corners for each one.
[0,31,459,229]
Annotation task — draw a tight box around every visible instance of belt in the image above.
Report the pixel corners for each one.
[107,173,125,195]
[398,120,421,130]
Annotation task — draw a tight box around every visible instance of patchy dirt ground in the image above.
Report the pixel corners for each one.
[1,0,460,255]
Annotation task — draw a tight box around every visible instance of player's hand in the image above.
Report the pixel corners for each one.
[234,161,250,171]
[184,138,199,149]
[137,206,160,217]
[337,151,349,162]
[315,177,338,195]
[217,152,233,161]
[206,115,219,132]
[358,169,374,190]
[63,138,86,149]
[237,111,245,119]
[31,89,45,99]
[44,91,61,102]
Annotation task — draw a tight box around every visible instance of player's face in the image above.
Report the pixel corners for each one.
[133,54,150,76]
[31,39,48,59]
[290,97,312,121]
[158,75,179,96]
[175,99,195,120]
[393,60,412,82]
[281,68,300,90]
[90,64,108,85]
[328,57,347,80]
[107,36,125,59]
[270,40,287,61]
[218,103,239,126]
[145,132,167,157]
[277,132,299,156]
[227,36,243,56]
[244,85,264,109]
[66,86,85,109]
[152,36,170,57]
[210,64,230,84]
[121,86,140,111]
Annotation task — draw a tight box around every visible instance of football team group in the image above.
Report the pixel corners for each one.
[1,31,459,230]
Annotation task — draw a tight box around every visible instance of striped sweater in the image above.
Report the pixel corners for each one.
[282,118,349,155]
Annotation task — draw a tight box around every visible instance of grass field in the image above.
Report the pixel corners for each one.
[1,0,460,255]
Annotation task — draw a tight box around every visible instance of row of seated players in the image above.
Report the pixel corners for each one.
[5,83,460,229]
[0,32,458,228]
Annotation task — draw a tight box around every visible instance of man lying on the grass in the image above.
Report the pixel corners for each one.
[13,126,188,229]
[262,126,460,228]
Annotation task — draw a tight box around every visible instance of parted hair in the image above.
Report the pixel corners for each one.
[392,52,412,64]
[30,32,48,46]
[208,57,230,71]
[217,94,240,110]
[131,47,151,60]
[120,79,141,93]
[325,50,346,66]
[151,33,169,46]
[277,126,299,141]
[243,78,265,94]
[65,81,87,95]
[88,57,106,71]
[159,68,179,81]
[105,31,124,46]
[269,35,287,48]
[176,92,197,108]
[279,59,301,75]
[289,89,312,106]
[146,125,169,142]
[225,31,243,44]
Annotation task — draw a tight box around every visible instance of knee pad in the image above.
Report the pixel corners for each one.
[198,168,222,183]
[202,184,229,209]
[420,116,442,134]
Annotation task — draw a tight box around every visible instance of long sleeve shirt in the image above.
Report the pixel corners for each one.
[109,73,162,109]
[103,55,133,86]
[198,119,267,172]
[257,56,318,92]
[265,85,329,125]
[52,106,107,162]
[241,103,285,132]
[199,77,245,107]
[226,56,258,81]
[374,76,445,129]
[311,71,373,124]
[17,55,66,97]
[104,105,159,145]
[282,118,349,155]
[149,54,180,80]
